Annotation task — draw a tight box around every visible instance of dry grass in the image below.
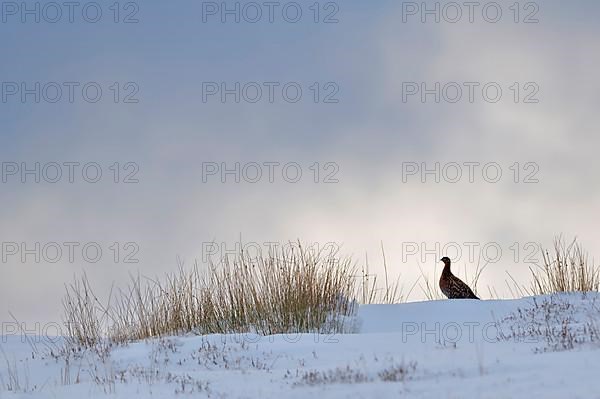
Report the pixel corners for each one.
[298,360,417,386]
[63,243,360,346]
[357,242,410,304]
[529,236,600,295]
[0,347,36,393]
[497,295,600,352]
[62,274,107,348]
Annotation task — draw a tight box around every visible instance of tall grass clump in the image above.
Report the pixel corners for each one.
[529,236,600,295]
[62,274,107,348]
[63,243,359,346]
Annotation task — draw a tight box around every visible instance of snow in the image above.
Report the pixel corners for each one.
[2,293,600,398]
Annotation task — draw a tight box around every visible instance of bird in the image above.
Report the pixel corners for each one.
[439,257,480,299]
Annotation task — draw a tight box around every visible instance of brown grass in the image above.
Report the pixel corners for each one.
[62,274,107,348]
[357,242,409,304]
[529,236,600,295]
[63,243,360,346]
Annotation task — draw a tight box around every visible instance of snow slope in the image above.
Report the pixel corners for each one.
[1,293,599,398]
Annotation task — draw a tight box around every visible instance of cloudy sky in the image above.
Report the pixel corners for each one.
[1,0,599,326]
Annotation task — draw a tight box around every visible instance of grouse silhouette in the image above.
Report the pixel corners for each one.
[439,257,480,299]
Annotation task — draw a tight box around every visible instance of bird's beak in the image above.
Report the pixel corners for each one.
[439,258,443,262]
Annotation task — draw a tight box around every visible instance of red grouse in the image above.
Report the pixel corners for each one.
[439,257,480,300]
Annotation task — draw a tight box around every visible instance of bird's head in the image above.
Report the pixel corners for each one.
[440,256,451,265]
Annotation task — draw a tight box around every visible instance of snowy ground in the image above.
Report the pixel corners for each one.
[2,293,600,398]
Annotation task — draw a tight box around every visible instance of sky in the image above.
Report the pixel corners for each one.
[1,0,599,327]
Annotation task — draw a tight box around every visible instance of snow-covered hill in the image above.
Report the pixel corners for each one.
[2,293,599,398]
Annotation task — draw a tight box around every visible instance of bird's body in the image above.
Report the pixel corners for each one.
[439,257,480,300]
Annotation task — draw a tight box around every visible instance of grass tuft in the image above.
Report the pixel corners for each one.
[529,236,600,295]
[63,243,361,346]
